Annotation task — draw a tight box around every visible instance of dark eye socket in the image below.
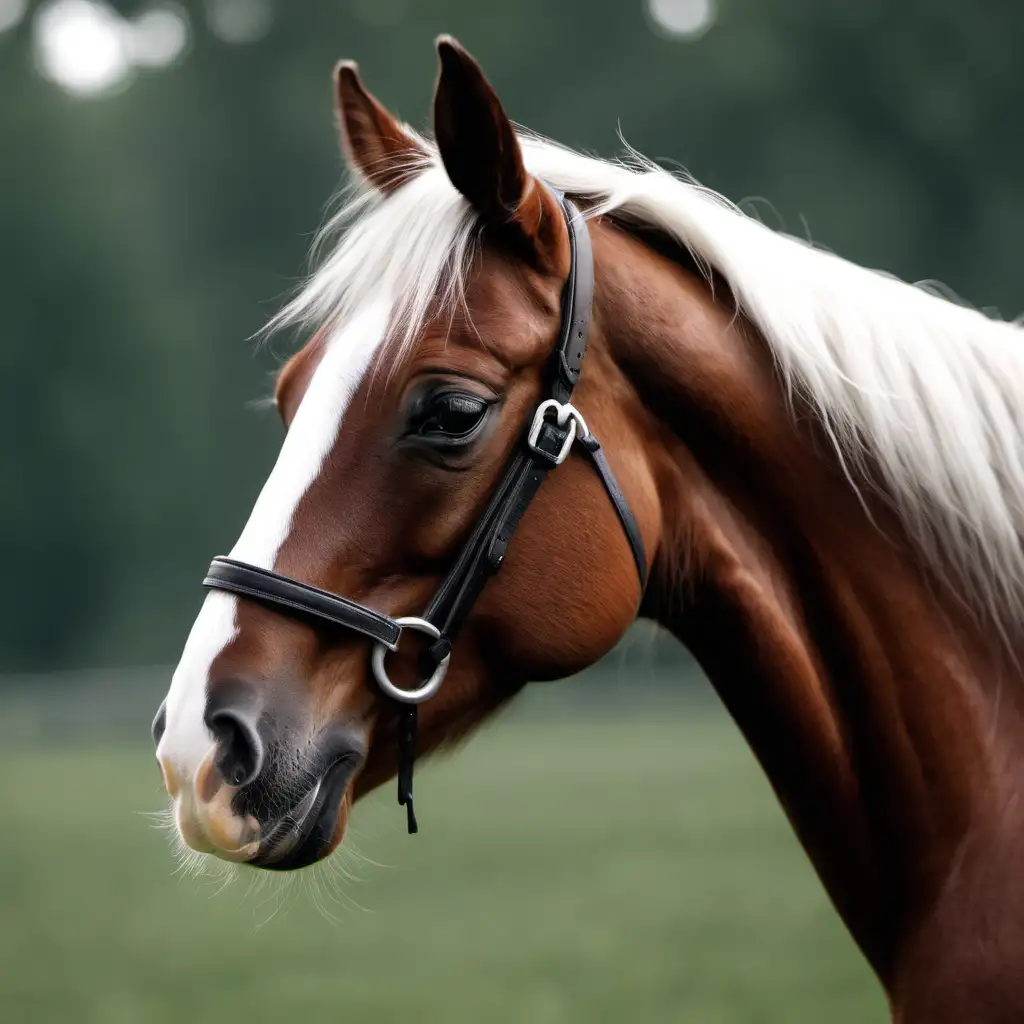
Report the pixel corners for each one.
[407,388,491,443]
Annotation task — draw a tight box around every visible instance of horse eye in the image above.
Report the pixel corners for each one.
[408,390,490,442]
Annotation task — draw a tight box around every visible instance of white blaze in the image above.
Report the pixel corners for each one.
[158,298,392,782]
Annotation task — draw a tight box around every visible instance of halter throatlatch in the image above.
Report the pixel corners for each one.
[202,193,647,835]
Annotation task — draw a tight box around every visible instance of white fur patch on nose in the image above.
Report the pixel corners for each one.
[230,296,393,570]
[157,590,236,779]
[157,296,392,854]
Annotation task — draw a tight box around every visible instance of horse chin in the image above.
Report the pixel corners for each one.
[249,759,352,872]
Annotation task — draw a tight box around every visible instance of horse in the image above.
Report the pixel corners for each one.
[154,37,1024,1021]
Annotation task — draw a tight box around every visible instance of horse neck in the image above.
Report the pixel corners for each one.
[591,220,1024,1003]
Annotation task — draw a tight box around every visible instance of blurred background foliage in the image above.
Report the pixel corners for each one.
[2,0,1021,672]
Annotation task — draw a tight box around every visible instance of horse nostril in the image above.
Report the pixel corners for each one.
[151,700,167,747]
[207,708,264,788]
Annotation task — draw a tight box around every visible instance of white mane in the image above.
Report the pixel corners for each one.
[273,131,1024,632]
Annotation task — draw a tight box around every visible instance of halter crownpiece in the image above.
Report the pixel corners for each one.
[202,193,647,834]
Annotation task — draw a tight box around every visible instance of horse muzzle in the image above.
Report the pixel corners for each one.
[153,683,364,869]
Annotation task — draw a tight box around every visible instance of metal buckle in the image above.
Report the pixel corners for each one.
[371,616,450,704]
[526,399,590,466]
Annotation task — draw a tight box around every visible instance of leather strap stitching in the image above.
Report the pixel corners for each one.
[203,557,402,649]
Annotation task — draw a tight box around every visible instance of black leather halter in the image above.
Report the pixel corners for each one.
[203,194,647,833]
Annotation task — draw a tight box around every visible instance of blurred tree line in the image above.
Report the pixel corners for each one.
[1,0,1021,672]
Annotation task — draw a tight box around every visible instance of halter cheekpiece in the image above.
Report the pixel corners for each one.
[202,193,647,834]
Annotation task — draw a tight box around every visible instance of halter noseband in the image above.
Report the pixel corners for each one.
[202,194,647,833]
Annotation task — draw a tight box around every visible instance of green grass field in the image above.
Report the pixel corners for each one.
[0,697,884,1023]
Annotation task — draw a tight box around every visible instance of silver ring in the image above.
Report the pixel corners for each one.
[371,616,450,704]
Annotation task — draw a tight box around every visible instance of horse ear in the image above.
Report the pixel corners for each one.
[432,37,567,270]
[334,61,426,193]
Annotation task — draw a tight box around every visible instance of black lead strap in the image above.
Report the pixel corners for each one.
[395,636,453,833]
[397,704,418,834]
